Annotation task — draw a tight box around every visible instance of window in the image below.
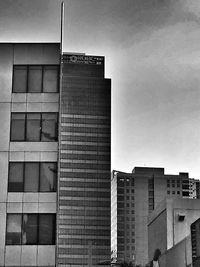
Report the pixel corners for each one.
[8,162,57,192]
[13,65,59,93]
[6,214,56,245]
[11,113,58,142]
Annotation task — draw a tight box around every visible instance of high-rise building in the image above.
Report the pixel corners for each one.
[0,43,111,267]
[111,167,190,266]
[57,53,111,266]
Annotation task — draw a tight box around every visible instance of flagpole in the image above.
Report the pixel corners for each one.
[60,1,65,54]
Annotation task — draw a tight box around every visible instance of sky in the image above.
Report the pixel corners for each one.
[1,0,200,177]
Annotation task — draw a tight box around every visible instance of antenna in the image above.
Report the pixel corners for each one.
[60,1,65,54]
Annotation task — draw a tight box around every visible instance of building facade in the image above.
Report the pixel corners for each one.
[148,197,200,267]
[0,43,111,267]
[57,53,111,266]
[111,167,190,266]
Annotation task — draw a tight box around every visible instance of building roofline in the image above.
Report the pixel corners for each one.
[0,42,60,44]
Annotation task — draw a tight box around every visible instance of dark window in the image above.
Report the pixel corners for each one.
[8,162,24,192]
[22,214,38,244]
[13,65,59,93]
[41,113,58,141]
[13,66,27,93]
[43,66,59,93]
[6,214,56,245]
[28,66,42,92]
[26,113,41,141]
[24,163,39,192]
[39,214,55,244]
[6,214,22,245]
[182,191,189,197]
[10,113,58,142]
[8,162,57,192]
[10,113,25,141]
[40,163,57,192]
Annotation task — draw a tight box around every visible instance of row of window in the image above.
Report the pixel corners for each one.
[11,113,58,142]
[13,65,59,93]
[8,162,57,192]
[6,214,56,245]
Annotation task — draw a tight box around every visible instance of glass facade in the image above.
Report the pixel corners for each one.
[57,54,111,267]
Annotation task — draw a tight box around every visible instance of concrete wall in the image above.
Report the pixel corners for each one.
[148,198,200,267]
[148,209,167,261]
[0,43,60,266]
[159,236,192,267]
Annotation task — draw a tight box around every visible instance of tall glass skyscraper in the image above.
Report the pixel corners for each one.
[57,53,111,266]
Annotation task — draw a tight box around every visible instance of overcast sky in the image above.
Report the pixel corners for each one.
[1,0,200,177]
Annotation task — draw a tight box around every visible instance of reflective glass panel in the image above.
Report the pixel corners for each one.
[28,66,42,92]
[43,66,58,92]
[8,162,24,192]
[13,66,27,93]
[6,214,22,245]
[26,113,41,141]
[11,113,25,141]
[41,113,57,141]
[39,214,55,245]
[40,162,57,192]
[24,162,39,192]
[22,214,38,244]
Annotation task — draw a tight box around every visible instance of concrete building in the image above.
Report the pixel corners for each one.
[189,178,200,199]
[111,167,191,266]
[148,197,200,267]
[0,43,111,267]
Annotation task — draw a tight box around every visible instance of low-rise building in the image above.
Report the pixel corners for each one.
[148,197,200,267]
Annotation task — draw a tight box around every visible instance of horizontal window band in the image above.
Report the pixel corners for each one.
[58,206,110,211]
[57,225,110,230]
[58,235,109,240]
[59,196,110,201]
[60,164,110,171]
[59,190,110,198]
[59,200,110,207]
[61,114,109,119]
[60,150,110,155]
[59,215,110,221]
[60,127,110,134]
[59,187,110,192]
[60,168,110,173]
[59,178,110,183]
[60,159,110,164]
[61,141,110,146]
[60,154,110,161]
[61,132,110,137]
[61,123,110,128]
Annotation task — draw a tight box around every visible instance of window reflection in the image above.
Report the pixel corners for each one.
[22,214,37,245]
[8,162,57,192]
[6,214,22,245]
[6,214,56,245]
[40,162,57,192]
[26,113,40,141]
[10,112,58,142]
